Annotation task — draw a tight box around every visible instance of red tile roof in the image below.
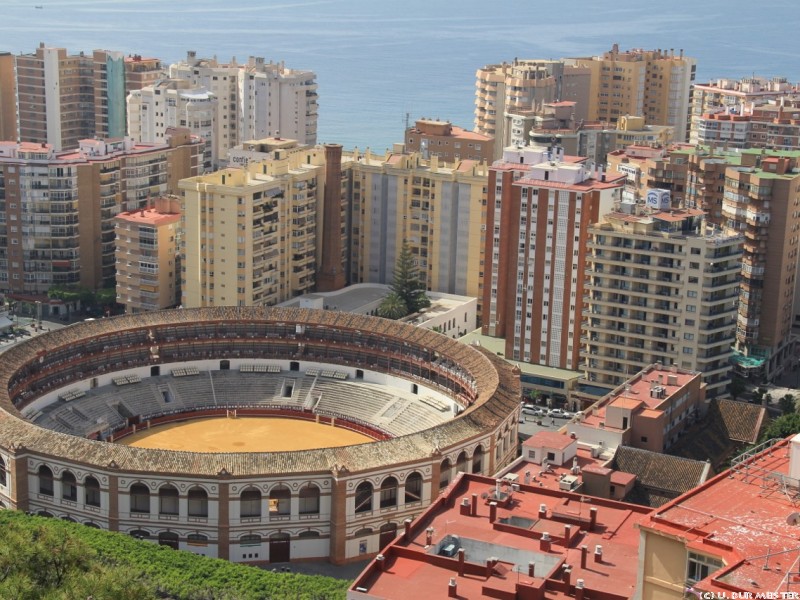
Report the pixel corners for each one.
[351,473,651,600]
[523,430,575,451]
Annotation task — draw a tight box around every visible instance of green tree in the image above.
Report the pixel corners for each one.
[389,242,430,315]
[760,413,800,442]
[780,394,797,416]
[377,291,408,320]
[728,377,746,400]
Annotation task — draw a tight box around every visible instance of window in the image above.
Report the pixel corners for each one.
[187,487,208,518]
[61,471,77,502]
[355,482,373,514]
[687,291,697,298]
[159,485,179,515]
[240,489,261,518]
[0,456,5,487]
[39,466,54,496]
[687,552,723,583]
[84,476,101,507]
[380,477,398,509]
[405,472,423,504]
[299,485,320,515]
[130,483,150,513]
[269,485,291,516]
[640,436,648,443]
[546,452,556,462]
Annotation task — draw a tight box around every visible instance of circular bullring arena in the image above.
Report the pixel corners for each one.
[0,307,520,565]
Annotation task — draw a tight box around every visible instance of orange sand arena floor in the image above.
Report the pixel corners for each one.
[118,417,374,452]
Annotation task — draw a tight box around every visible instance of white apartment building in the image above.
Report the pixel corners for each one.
[128,79,217,171]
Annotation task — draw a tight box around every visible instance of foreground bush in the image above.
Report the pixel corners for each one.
[0,511,350,599]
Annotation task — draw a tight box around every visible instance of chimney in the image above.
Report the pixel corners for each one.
[471,493,478,516]
[540,532,551,552]
[594,545,603,563]
[458,548,465,576]
[563,524,572,545]
[448,577,458,598]
[789,434,800,480]
[489,501,498,523]
[317,144,346,291]
[403,518,412,541]
[376,554,386,571]
[580,545,588,568]
[426,527,434,546]
[460,497,471,516]
[576,579,586,600]
[589,507,597,531]
[539,503,547,519]
[563,566,572,588]
[528,561,535,577]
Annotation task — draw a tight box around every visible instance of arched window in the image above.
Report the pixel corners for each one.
[130,483,150,514]
[158,531,179,550]
[61,471,77,502]
[84,476,101,507]
[439,458,452,489]
[130,529,150,540]
[0,456,6,487]
[38,465,54,496]
[187,487,208,518]
[354,481,373,514]
[298,484,320,515]
[472,446,484,474]
[269,485,290,517]
[187,533,208,546]
[159,485,179,516]
[84,522,101,529]
[405,472,423,505]
[380,477,398,509]
[240,488,261,518]
[240,534,261,546]
[298,530,320,539]
[455,451,468,474]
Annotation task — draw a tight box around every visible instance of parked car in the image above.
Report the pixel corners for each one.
[548,408,571,419]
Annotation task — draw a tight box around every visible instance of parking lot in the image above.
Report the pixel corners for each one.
[518,402,577,440]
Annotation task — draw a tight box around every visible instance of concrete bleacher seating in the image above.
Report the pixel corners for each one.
[30,369,453,438]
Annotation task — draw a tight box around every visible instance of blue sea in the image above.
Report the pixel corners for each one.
[3,0,799,150]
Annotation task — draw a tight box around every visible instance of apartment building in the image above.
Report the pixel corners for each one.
[723,151,800,380]
[524,106,673,164]
[346,148,488,303]
[179,143,328,308]
[482,145,623,370]
[127,79,218,170]
[583,206,742,399]
[404,119,493,164]
[571,364,705,452]
[15,44,95,151]
[567,45,696,142]
[114,196,181,313]
[0,129,202,296]
[0,53,17,142]
[474,59,591,159]
[169,52,317,165]
[691,75,796,118]
[608,144,800,381]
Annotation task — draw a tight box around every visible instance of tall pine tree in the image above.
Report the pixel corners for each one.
[378,242,430,319]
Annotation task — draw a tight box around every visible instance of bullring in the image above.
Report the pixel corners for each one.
[0,307,520,564]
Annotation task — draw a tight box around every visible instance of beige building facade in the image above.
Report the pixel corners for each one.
[179,144,326,308]
[404,119,493,164]
[0,52,17,142]
[114,196,181,313]
[583,207,742,399]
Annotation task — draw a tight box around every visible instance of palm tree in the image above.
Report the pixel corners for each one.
[377,292,408,320]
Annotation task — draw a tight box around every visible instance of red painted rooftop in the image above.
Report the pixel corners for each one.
[350,473,650,599]
[640,436,800,595]
[505,447,609,493]
[523,430,575,451]
[115,207,180,226]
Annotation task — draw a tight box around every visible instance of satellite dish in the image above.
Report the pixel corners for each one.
[786,512,800,526]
